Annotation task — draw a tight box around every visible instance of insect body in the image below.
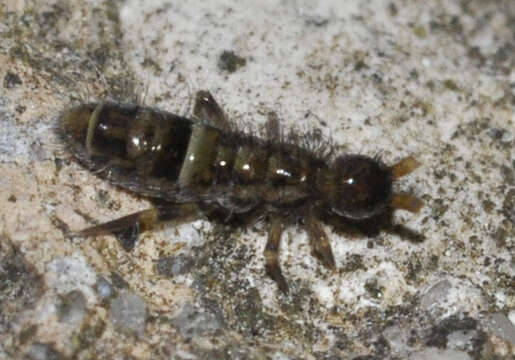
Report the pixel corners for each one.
[59,91,423,293]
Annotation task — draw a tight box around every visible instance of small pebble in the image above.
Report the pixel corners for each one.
[25,343,63,360]
[481,313,515,346]
[172,303,223,338]
[95,276,114,300]
[508,309,515,327]
[57,290,86,324]
[109,291,147,337]
[411,347,471,360]
[156,255,195,277]
[420,280,452,310]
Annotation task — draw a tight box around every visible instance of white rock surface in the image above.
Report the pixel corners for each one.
[0,0,513,358]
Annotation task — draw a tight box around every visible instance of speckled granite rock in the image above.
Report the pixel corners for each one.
[0,0,513,359]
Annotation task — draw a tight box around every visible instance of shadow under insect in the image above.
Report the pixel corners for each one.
[58,90,423,294]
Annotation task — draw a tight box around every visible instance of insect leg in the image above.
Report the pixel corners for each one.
[305,217,336,269]
[193,90,231,131]
[76,203,200,251]
[264,216,289,294]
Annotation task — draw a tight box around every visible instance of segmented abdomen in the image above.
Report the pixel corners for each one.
[60,102,315,203]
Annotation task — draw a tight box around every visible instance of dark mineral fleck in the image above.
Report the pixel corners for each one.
[218,50,246,73]
[3,71,23,89]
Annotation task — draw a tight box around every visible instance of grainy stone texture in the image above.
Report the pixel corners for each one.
[109,291,147,338]
[0,0,513,359]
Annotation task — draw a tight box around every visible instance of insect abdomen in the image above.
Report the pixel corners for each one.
[60,102,314,203]
[61,103,196,182]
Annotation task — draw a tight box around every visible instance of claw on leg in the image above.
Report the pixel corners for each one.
[305,217,335,269]
[264,216,289,294]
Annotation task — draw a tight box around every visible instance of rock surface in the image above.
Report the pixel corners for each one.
[0,0,513,358]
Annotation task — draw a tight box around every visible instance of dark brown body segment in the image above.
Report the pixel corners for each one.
[60,101,322,209]
[59,91,423,293]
